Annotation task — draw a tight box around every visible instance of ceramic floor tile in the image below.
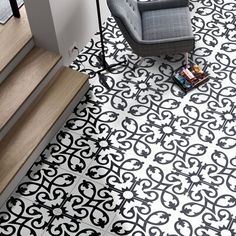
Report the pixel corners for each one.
[64,89,126,137]
[107,209,171,236]
[0,194,50,236]
[1,0,236,235]
[15,159,80,208]
[104,232,117,236]
[84,148,144,187]
[42,218,105,236]
[41,129,96,176]
[62,177,119,231]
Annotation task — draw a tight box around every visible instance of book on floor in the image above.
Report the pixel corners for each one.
[173,64,209,93]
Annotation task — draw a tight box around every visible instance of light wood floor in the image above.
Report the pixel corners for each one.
[0,47,61,131]
[0,24,4,33]
[0,6,32,72]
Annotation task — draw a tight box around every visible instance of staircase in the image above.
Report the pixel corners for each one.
[0,7,89,206]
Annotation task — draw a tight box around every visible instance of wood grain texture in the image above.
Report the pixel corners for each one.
[0,47,61,131]
[0,24,4,34]
[0,68,89,193]
[0,6,32,72]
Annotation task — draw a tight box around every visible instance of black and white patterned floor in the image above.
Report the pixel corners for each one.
[1,0,236,235]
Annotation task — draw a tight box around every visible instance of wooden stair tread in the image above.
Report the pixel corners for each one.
[0,24,4,34]
[0,68,89,193]
[0,6,32,72]
[0,47,61,131]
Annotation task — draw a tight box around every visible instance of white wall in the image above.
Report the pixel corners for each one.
[24,0,111,65]
[50,0,110,65]
[24,0,59,53]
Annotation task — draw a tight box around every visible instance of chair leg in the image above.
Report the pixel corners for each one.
[185,52,189,68]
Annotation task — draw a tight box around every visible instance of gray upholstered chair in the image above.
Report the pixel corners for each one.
[107,0,194,63]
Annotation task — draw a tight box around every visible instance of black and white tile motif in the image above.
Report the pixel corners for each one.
[1,0,236,235]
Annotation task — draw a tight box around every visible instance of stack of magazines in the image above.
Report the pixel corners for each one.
[173,64,209,92]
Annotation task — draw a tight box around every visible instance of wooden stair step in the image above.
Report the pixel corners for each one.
[0,24,4,34]
[0,47,61,134]
[0,6,32,72]
[0,68,89,195]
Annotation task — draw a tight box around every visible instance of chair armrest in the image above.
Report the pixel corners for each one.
[138,0,189,12]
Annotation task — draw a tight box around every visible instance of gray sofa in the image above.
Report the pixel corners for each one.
[107,0,194,57]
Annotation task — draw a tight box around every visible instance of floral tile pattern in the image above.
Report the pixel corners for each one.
[16,160,79,207]
[0,195,50,236]
[1,0,236,235]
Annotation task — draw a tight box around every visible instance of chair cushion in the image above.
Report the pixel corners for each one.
[142,7,193,40]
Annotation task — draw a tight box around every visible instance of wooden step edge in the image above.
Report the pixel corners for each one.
[0,54,63,141]
[0,37,34,84]
[0,23,4,34]
[0,47,62,134]
[0,36,33,74]
[0,37,35,85]
[0,68,89,207]
[0,6,32,73]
